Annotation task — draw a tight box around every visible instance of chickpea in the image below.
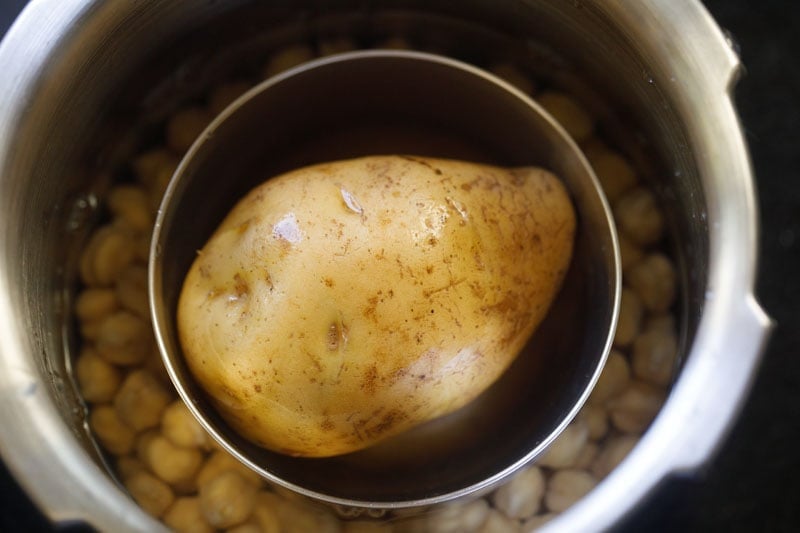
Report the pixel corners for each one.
[114,369,171,431]
[79,319,102,341]
[135,429,159,466]
[587,350,630,405]
[573,442,599,470]
[492,466,545,520]
[544,469,597,513]
[196,450,262,488]
[537,419,589,469]
[591,434,639,478]
[262,44,315,79]
[618,232,645,273]
[142,435,203,486]
[161,400,208,448]
[261,491,341,533]
[521,513,557,532]
[96,311,152,366]
[632,315,678,386]
[628,253,677,312]
[248,491,283,533]
[163,497,213,533]
[318,37,358,57]
[613,288,644,348]
[79,224,136,287]
[208,81,253,116]
[147,156,179,211]
[614,187,665,246]
[75,288,118,323]
[89,405,135,456]
[114,264,149,320]
[537,91,594,143]
[133,231,151,264]
[343,520,394,533]
[579,404,609,441]
[425,498,490,533]
[479,509,520,533]
[374,36,411,50]
[144,344,172,387]
[75,347,122,403]
[125,470,175,518]
[607,380,666,433]
[199,470,258,529]
[490,63,535,95]
[116,456,145,481]
[108,185,153,233]
[587,148,637,203]
[133,148,179,189]
[227,522,262,533]
[166,107,212,154]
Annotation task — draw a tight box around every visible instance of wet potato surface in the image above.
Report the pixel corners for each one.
[178,156,575,457]
[74,36,678,532]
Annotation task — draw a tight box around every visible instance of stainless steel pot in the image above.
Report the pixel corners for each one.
[0,1,771,531]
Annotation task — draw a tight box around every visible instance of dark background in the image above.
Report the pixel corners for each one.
[1,0,798,531]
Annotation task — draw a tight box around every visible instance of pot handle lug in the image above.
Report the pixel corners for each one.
[666,294,773,472]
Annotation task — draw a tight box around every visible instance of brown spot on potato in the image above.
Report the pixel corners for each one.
[361,365,379,396]
[233,273,249,298]
[320,419,335,431]
[370,408,407,437]
[323,277,335,288]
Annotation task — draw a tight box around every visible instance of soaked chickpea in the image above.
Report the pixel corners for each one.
[521,513,557,532]
[133,148,179,189]
[142,435,204,486]
[75,288,118,323]
[544,469,597,513]
[196,450,262,488]
[262,44,316,79]
[96,311,152,366]
[108,185,152,233]
[613,288,645,348]
[166,107,212,154]
[628,253,677,312]
[492,466,545,519]
[89,405,135,456]
[580,404,609,441]
[318,37,358,57]
[591,435,640,478]
[632,315,678,386]
[114,264,149,320]
[199,470,258,529]
[607,380,666,433]
[125,470,175,518]
[537,91,594,143]
[161,400,208,449]
[479,509,520,532]
[614,187,665,246]
[587,350,631,405]
[537,419,589,469]
[75,348,122,403]
[586,147,637,203]
[424,499,490,533]
[163,497,214,533]
[114,370,171,431]
[79,225,136,287]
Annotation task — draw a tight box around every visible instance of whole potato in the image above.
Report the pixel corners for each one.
[178,155,575,457]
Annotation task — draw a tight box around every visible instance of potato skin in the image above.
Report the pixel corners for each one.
[178,155,575,457]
